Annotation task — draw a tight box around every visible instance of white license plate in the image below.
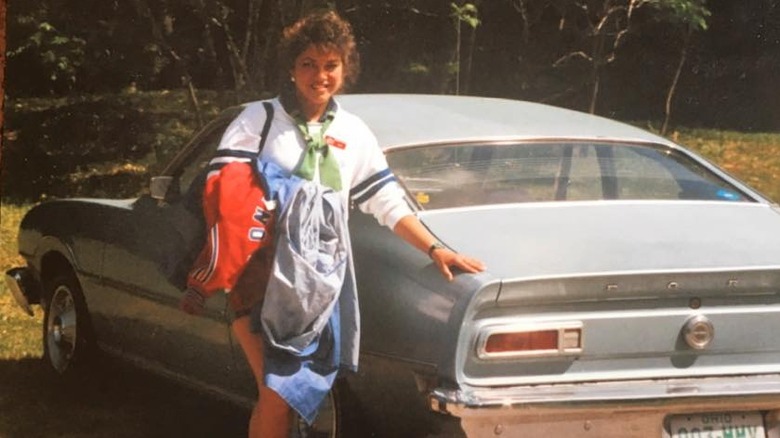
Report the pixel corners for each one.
[669,411,765,438]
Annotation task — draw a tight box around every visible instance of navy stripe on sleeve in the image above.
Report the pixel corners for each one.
[350,168,393,197]
[212,149,258,160]
[351,173,398,205]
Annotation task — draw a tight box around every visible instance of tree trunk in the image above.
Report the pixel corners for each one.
[662,28,692,136]
[511,0,531,44]
[454,19,462,95]
[463,21,477,94]
[588,67,600,114]
[251,0,281,95]
[191,0,227,89]
[212,0,255,94]
[588,32,606,114]
[131,0,203,125]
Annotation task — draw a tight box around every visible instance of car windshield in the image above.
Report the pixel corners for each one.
[386,141,751,210]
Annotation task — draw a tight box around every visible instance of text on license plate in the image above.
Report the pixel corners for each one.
[669,411,765,438]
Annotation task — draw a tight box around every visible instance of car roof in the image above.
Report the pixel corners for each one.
[336,94,675,151]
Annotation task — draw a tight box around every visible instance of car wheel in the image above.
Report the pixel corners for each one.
[43,272,95,376]
[292,388,338,438]
[292,381,366,438]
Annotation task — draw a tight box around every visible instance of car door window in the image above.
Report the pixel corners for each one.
[609,146,749,201]
[565,144,605,201]
[610,146,681,199]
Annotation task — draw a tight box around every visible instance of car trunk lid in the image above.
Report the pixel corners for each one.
[419,201,780,285]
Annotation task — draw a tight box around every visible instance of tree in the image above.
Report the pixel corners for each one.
[550,0,712,116]
[659,0,710,135]
[450,2,481,95]
[130,0,206,125]
[552,0,653,114]
[507,0,550,45]
[6,15,86,95]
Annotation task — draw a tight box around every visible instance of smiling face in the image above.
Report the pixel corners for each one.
[290,45,345,120]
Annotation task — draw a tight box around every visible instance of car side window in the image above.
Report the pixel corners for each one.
[609,146,749,201]
[610,147,681,199]
[565,144,605,201]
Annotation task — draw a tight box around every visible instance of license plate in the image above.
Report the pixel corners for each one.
[669,411,766,438]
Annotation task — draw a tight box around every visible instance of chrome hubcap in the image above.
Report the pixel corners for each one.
[52,318,63,343]
[46,286,78,373]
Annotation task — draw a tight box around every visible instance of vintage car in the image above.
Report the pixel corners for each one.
[7,94,780,437]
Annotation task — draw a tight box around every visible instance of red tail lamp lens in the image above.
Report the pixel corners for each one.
[484,330,559,353]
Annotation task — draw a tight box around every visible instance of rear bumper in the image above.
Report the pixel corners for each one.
[4,267,40,316]
[430,374,780,437]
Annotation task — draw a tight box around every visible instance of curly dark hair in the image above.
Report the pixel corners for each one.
[278,10,360,90]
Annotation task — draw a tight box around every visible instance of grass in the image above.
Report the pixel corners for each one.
[0,205,49,438]
[0,293,42,359]
[669,128,780,203]
[0,204,41,360]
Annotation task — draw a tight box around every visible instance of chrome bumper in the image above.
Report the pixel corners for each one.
[4,267,39,316]
[430,374,780,437]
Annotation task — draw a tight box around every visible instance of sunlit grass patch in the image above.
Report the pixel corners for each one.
[0,203,42,359]
[0,292,43,359]
[1,204,28,270]
[671,129,780,203]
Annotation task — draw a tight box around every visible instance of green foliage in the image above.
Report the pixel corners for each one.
[7,21,86,92]
[654,0,711,30]
[405,62,431,75]
[450,2,481,29]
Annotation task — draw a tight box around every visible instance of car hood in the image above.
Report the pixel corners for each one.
[419,201,780,281]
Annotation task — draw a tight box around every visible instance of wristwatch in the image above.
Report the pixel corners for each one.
[427,241,445,258]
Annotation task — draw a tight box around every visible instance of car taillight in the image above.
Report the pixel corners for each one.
[484,330,558,353]
[477,322,583,359]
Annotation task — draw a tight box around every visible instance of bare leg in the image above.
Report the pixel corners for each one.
[232,315,292,438]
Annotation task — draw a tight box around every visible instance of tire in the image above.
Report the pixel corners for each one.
[292,388,337,438]
[292,380,368,438]
[42,272,96,377]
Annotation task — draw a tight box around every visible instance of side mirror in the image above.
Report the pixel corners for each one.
[150,176,175,200]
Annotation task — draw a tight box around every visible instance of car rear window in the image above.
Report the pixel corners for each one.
[386,142,751,209]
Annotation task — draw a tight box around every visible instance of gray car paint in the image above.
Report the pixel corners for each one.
[420,201,780,280]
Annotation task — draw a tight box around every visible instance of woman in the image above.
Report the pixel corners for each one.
[185,9,485,438]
